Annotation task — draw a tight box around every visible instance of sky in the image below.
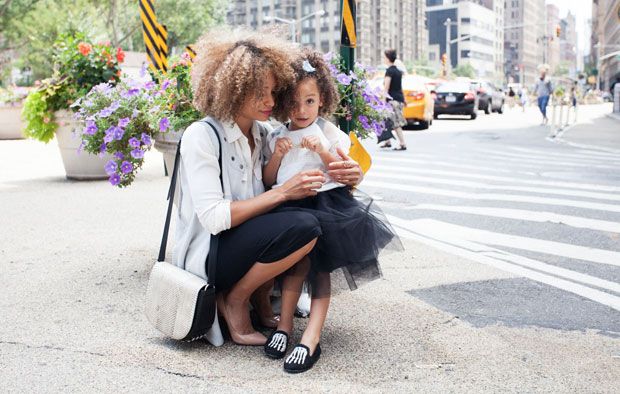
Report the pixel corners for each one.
[545,0,592,56]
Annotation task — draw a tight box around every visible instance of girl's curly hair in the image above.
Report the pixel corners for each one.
[191,27,299,122]
[272,48,339,121]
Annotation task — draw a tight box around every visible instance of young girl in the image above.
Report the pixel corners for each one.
[262,49,402,373]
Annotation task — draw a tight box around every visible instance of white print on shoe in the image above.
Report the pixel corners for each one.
[268,333,287,352]
[286,346,308,365]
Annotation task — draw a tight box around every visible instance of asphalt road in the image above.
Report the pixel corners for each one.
[364,103,620,336]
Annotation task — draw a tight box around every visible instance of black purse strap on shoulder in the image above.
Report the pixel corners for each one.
[157,120,223,288]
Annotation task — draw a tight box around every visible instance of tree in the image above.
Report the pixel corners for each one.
[1,0,226,83]
[452,63,475,79]
[407,58,436,78]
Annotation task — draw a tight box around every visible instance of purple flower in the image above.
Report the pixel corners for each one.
[161,79,171,90]
[130,148,145,159]
[109,173,121,186]
[141,133,152,146]
[94,83,112,95]
[323,52,334,62]
[104,127,115,143]
[121,88,140,98]
[83,120,98,135]
[120,161,133,174]
[144,81,156,90]
[129,137,141,148]
[108,101,120,112]
[159,117,170,132]
[139,63,148,77]
[98,107,114,118]
[113,126,125,140]
[358,115,370,129]
[132,108,140,118]
[104,160,118,175]
[328,63,339,76]
[336,73,352,85]
[99,142,107,154]
[118,117,130,128]
[114,151,124,160]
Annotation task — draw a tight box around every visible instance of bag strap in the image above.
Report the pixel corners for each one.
[158,120,223,289]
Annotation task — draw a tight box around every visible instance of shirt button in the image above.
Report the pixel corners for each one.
[231,156,235,161]
[240,164,244,169]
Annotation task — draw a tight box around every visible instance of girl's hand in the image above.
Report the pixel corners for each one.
[278,169,326,201]
[327,147,363,186]
[274,137,293,158]
[301,135,324,153]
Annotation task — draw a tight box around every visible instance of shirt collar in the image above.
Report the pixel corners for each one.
[224,121,263,144]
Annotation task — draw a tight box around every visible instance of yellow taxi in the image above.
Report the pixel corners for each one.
[370,74,435,130]
[401,75,434,129]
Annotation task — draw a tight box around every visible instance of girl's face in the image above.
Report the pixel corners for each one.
[290,78,322,130]
[238,71,276,124]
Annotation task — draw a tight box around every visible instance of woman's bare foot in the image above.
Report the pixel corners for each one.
[217,294,267,346]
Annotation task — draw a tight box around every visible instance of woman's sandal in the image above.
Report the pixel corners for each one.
[283,344,321,374]
[217,297,267,346]
[393,145,407,151]
[264,330,289,359]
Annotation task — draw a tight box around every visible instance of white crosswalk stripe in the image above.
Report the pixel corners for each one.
[364,145,620,310]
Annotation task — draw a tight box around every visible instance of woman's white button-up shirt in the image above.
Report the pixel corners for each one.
[171,117,272,346]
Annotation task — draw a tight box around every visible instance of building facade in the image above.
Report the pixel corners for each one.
[426,0,504,83]
[545,4,560,73]
[503,0,545,87]
[590,0,619,91]
[559,11,577,78]
[226,0,428,68]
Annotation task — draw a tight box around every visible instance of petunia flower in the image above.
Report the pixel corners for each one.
[109,173,121,186]
[118,117,130,128]
[130,148,145,159]
[129,137,141,148]
[120,161,133,174]
[104,160,118,175]
[141,133,152,146]
[159,117,170,132]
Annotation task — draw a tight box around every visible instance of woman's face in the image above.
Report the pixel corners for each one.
[238,71,276,122]
[289,78,322,130]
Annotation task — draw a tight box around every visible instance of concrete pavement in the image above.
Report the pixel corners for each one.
[1,109,619,392]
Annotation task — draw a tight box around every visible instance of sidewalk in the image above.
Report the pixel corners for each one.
[1,138,618,392]
[554,103,620,152]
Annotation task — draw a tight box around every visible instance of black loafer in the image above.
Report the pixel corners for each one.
[283,343,321,373]
[264,330,289,359]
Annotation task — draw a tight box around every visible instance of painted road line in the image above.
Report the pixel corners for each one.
[389,219,620,311]
[474,148,620,167]
[392,217,620,267]
[403,204,620,233]
[370,154,534,176]
[511,145,620,159]
[367,169,620,202]
[362,180,620,213]
[369,163,620,193]
[412,152,617,171]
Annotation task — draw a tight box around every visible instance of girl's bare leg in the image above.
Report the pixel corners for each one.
[277,256,311,335]
[219,238,317,345]
[299,272,331,354]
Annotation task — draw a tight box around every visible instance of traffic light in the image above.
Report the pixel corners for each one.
[441,53,447,66]
[556,25,561,38]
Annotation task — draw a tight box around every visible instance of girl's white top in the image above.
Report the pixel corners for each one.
[267,118,351,192]
[172,116,271,347]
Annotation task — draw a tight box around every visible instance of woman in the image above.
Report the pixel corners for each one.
[381,49,407,151]
[173,28,363,347]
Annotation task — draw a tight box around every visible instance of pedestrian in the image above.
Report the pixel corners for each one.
[520,86,529,112]
[380,49,408,150]
[534,67,553,124]
[175,28,365,347]
[570,84,578,123]
[508,86,516,109]
[263,48,402,373]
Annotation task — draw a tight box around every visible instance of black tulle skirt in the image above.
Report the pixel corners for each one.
[276,186,403,296]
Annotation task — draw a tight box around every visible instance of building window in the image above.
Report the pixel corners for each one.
[461,17,471,24]
[461,50,470,58]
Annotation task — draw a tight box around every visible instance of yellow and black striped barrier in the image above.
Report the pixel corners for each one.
[139,0,168,73]
[185,45,196,62]
[340,0,357,48]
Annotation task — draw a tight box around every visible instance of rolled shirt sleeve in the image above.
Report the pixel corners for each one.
[180,123,231,235]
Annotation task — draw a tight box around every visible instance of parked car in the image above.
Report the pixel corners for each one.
[401,75,434,129]
[432,81,478,119]
[470,80,505,114]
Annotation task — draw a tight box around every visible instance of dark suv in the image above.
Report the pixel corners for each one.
[470,80,504,114]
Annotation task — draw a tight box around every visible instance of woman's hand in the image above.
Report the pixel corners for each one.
[278,169,326,201]
[273,137,293,158]
[327,147,363,186]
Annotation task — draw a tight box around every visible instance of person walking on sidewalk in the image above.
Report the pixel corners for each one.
[534,67,553,124]
[174,28,364,347]
[380,49,407,151]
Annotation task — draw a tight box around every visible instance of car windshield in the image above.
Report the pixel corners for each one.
[437,82,471,93]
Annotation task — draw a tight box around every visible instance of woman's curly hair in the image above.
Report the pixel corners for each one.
[191,27,299,122]
[272,48,339,121]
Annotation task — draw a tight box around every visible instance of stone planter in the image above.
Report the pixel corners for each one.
[0,104,25,139]
[55,110,110,180]
[154,129,183,176]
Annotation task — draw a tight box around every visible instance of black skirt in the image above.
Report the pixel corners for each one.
[276,186,403,294]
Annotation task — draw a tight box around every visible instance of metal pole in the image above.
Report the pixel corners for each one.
[596,44,601,91]
[291,22,296,42]
[338,0,356,134]
[446,18,451,74]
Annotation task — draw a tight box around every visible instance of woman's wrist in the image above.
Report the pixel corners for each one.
[267,187,288,204]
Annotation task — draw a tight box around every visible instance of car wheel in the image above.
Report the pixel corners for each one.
[419,120,430,130]
[433,113,438,119]
[470,112,477,120]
